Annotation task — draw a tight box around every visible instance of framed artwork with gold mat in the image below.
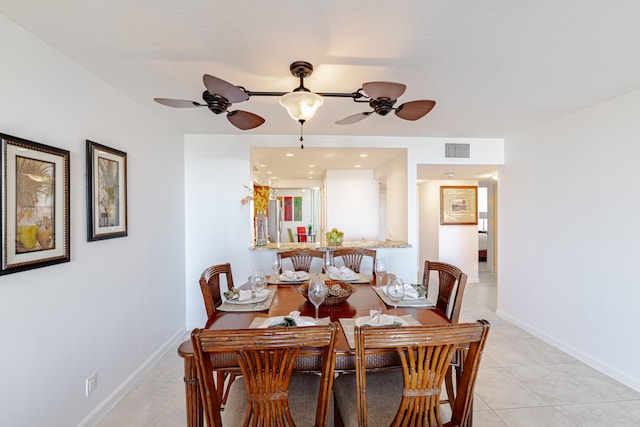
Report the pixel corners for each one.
[440,186,478,225]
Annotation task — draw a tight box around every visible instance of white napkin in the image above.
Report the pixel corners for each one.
[259,311,317,328]
[383,284,419,299]
[356,310,399,327]
[282,270,307,280]
[328,266,357,279]
[238,289,253,301]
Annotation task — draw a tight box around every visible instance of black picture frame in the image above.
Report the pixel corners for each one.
[0,133,70,275]
[86,140,128,241]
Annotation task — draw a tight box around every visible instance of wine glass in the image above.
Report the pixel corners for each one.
[251,269,267,309]
[307,275,328,321]
[324,251,334,274]
[375,258,387,285]
[271,255,281,282]
[385,274,404,317]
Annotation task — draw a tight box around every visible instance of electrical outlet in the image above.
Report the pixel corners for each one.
[85,372,98,397]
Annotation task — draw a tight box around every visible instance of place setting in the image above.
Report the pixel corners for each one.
[218,269,276,312]
[339,309,422,349]
[373,273,435,308]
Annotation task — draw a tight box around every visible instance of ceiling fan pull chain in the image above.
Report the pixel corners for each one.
[299,119,304,149]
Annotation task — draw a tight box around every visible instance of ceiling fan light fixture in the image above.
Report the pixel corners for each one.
[279,91,324,122]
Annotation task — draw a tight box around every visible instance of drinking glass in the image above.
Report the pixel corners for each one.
[324,251,334,273]
[251,269,267,309]
[385,274,404,316]
[375,258,387,285]
[271,255,281,281]
[307,275,328,321]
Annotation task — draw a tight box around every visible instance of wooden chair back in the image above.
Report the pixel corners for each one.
[278,249,325,273]
[331,248,376,273]
[191,324,339,427]
[199,263,235,318]
[353,321,490,427]
[422,260,468,323]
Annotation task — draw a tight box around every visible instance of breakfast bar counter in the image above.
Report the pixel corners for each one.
[249,239,411,251]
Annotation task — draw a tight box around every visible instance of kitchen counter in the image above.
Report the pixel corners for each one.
[249,239,411,251]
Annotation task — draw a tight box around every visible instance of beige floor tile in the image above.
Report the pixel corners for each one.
[556,400,640,426]
[475,367,549,409]
[494,406,578,426]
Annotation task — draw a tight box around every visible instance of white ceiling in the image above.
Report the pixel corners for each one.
[2,1,640,181]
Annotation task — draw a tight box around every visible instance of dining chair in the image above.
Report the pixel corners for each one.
[198,263,237,406]
[191,323,339,427]
[333,320,490,427]
[296,226,308,242]
[331,248,377,274]
[199,263,236,318]
[278,249,325,273]
[422,260,469,411]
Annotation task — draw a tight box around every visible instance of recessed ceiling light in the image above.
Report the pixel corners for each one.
[285,153,294,157]
[259,164,266,168]
[308,171,314,174]
[354,164,362,168]
[445,172,455,178]
[360,154,368,157]
[309,164,316,167]
[267,171,272,175]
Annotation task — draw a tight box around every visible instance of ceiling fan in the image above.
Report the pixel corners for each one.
[154,61,436,136]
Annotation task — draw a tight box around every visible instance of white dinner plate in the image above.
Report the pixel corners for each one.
[279,272,310,282]
[328,272,360,282]
[225,290,270,305]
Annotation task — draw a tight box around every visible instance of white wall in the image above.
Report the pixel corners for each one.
[498,89,640,390]
[0,16,186,427]
[326,169,380,241]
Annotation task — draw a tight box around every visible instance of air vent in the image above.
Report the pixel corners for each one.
[445,143,470,158]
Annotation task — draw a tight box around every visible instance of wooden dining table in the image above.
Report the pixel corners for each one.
[177,278,450,427]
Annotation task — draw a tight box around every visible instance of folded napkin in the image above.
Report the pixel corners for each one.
[328,266,357,280]
[259,311,318,328]
[382,284,423,299]
[281,270,308,280]
[224,289,255,301]
[357,310,402,327]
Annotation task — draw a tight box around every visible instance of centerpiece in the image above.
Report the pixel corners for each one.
[326,227,344,246]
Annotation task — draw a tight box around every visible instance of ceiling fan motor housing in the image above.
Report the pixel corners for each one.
[370,98,397,116]
[202,91,230,114]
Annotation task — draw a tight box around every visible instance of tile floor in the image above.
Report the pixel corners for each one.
[96,266,640,426]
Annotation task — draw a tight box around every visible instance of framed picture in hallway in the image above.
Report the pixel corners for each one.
[0,133,70,275]
[86,140,128,241]
[440,186,478,225]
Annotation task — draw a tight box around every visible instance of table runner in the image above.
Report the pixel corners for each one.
[267,273,373,285]
[248,315,331,328]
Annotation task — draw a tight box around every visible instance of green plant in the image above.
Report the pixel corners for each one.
[16,157,53,211]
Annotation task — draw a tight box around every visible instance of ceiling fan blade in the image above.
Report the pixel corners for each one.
[203,74,249,103]
[395,100,436,121]
[362,82,406,100]
[227,110,265,130]
[154,98,204,108]
[335,112,372,125]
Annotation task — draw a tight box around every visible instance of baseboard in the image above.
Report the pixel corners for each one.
[76,328,189,427]
[496,309,640,392]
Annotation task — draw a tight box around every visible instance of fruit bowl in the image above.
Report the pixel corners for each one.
[298,281,355,306]
[326,228,344,246]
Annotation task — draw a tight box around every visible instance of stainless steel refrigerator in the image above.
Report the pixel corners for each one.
[268,199,283,243]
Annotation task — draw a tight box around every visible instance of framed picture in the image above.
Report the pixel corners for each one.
[0,133,70,275]
[86,140,127,241]
[440,186,478,225]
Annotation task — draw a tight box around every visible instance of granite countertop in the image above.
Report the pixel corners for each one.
[250,239,411,251]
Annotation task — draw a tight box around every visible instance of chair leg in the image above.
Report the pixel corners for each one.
[444,365,456,411]
[214,371,236,409]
